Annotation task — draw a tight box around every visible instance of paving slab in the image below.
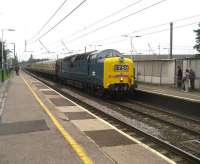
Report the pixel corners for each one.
[0,131,81,164]
[85,129,134,147]
[57,106,84,112]
[102,144,170,164]
[42,90,59,95]
[35,84,49,89]
[65,112,95,120]
[71,119,113,131]
[0,119,49,136]
[0,75,82,164]
[50,97,75,106]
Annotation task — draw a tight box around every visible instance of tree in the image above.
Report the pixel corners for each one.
[194,23,200,56]
[0,41,10,68]
[27,54,34,63]
[27,54,48,63]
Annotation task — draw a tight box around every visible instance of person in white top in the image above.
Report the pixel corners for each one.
[184,69,190,92]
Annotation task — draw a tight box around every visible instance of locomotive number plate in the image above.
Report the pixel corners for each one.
[114,65,129,71]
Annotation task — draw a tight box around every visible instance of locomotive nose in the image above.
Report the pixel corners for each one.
[103,57,134,91]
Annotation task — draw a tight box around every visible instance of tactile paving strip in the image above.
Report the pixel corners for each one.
[0,119,49,136]
[31,81,42,85]
[50,98,75,106]
[71,119,113,131]
[56,106,84,113]
[42,90,58,95]
[84,129,134,147]
[35,84,49,89]
[65,112,95,120]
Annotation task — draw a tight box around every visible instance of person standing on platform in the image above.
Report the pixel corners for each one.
[189,69,195,90]
[184,69,190,92]
[177,66,183,89]
[15,65,19,76]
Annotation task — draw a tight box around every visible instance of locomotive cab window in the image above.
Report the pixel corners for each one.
[98,49,122,59]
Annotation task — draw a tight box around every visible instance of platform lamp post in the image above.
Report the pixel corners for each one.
[8,42,16,72]
[121,35,141,61]
[9,42,16,58]
[1,28,15,82]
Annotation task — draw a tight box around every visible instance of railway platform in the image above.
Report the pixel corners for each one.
[0,72,175,164]
[137,83,200,103]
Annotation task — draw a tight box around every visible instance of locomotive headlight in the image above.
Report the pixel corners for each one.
[92,71,96,76]
[120,77,123,82]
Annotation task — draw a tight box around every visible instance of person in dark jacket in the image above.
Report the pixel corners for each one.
[189,69,195,90]
[177,66,182,89]
[15,65,19,75]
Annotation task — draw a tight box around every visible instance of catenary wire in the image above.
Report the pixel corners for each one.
[130,14,200,34]
[28,0,69,43]
[47,13,200,49]
[84,14,200,46]
[66,0,144,38]
[32,0,87,43]
[31,1,199,54]
[94,22,199,46]
[138,21,199,37]
[39,19,199,53]
[66,0,168,43]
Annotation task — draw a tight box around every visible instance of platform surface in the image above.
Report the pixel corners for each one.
[0,72,175,164]
[137,83,200,102]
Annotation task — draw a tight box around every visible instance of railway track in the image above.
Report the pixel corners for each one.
[111,99,200,136]
[127,99,200,125]
[25,70,200,164]
[107,100,200,159]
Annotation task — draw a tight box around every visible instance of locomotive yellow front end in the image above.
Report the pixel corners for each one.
[104,56,136,95]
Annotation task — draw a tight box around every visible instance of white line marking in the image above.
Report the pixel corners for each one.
[38,88,52,91]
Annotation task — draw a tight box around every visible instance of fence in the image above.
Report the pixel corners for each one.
[0,69,11,81]
[134,57,200,89]
[135,59,176,85]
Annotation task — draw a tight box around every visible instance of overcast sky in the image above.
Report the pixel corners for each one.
[0,0,200,61]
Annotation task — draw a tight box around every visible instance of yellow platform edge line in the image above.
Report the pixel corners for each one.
[20,75,93,164]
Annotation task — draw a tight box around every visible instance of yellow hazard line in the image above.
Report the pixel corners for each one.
[20,75,93,164]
